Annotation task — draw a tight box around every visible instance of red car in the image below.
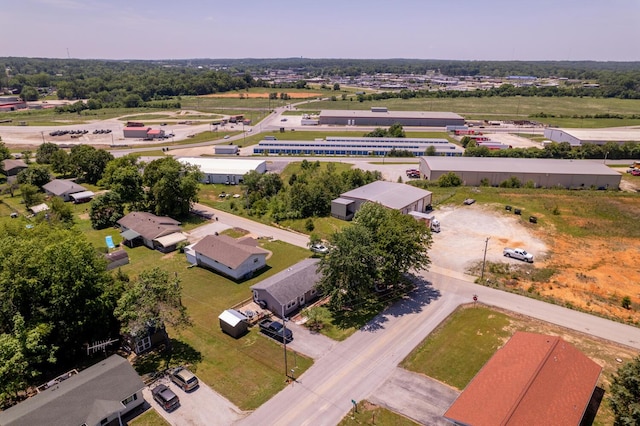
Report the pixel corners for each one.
[631,169,640,176]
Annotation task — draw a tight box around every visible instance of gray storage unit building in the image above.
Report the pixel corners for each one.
[219,309,248,338]
[319,108,464,127]
[420,157,622,189]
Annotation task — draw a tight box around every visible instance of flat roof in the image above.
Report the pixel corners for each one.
[556,128,640,142]
[340,181,432,210]
[177,157,266,175]
[422,157,621,176]
[319,110,464,120]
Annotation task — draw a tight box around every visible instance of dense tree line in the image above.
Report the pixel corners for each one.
[461,139,640,160]
[241,160,381,221]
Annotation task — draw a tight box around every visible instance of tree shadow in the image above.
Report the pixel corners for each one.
[132,338,202,375]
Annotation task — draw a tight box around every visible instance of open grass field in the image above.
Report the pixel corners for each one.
[296,96,640,128]
[129,409,170,426]
[401,305,639,426]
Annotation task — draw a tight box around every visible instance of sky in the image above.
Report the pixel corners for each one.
[2,0,640,62]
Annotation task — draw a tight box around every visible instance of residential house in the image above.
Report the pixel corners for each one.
[444,331,603,426]
[42,179,91,202]
[117,211,186,252]
[1,159,28,182]
[186,234,268,280]
[0,355,145,426]
[251,258,321,318]
[331,181,432,220]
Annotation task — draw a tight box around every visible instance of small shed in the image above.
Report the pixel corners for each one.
[218,309,248,338]
[104,249,130,271]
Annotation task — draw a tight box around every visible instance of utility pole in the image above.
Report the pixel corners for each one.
[481,237,490,281]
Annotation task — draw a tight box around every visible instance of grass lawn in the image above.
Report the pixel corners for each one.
[128,409,170,426]
[338,400,418,426]
[401,305,638,426]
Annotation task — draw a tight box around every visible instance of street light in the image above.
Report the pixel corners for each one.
[603,151,609,164]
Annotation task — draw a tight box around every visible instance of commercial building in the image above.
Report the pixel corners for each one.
[177,157,267,184]
[419,157,621,189]
[253,136,463,157]
[331,181,432,220]
[544,128,640,146]
[122,126,151,138]
[444,332,602,426]
[318,107,464,127]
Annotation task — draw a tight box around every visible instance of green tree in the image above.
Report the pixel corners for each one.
[609,355,640,425]
[20,183,42,207]
[20,151,32,165]
[69,145,113,184]
[317,202,432,314]
[16,165,51,188]
[89,192,125,230]
[143,157,202,218]
[99,155,144,206]
[114,267,191,336]
[0,143,10,161]
[333,83,340,91]
[438,172,462,187]
[425,146,437,156]
[36,142,60,164]
[50,149,72,176]
[48,196,74,226]
[19,85,38,101]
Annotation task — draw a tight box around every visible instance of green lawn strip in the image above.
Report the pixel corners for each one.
[401,306,511,390]
[338,400,419,426]
[304,306,357,341]
[128,409,170,426]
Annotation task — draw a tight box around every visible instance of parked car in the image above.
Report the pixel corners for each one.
[463,198,476,205]
[258,319,293,343]
[170,367,199,392]
[224,135,230,139]
[503,247,534,263]
[631,169,640,176]
[152,384,180,411]
[310,243,329,254]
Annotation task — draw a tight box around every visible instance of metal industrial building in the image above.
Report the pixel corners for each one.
[253,136,463,156]
[177,157,267,184]
[318,107,465,127]
[331,181,432,220]
[544,128,640,146]
[419,157,621,189]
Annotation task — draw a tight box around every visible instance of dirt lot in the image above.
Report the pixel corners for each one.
[430,204,640,324]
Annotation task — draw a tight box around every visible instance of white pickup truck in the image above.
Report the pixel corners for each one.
[503,247,534,263]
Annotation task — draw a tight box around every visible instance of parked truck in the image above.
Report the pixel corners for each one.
[503,247,534,263]
[258,318,293,343]
[409,211,440,233]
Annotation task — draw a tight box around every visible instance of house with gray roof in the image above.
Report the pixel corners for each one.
[251,258,321,318]
[42,179,89,202]
[117,211,186,252]
[186,234,269,281]
[0,355,145,426]
[1,159,28,181]
[331,180,432,220]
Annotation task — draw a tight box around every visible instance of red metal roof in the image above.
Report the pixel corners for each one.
[444,331,602,426]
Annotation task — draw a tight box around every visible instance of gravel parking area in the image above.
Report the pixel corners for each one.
[428,204,548,273]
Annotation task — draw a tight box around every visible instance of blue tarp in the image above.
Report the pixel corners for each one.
[105,235,115,249]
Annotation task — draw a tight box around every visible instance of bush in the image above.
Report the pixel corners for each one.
[622,296,632,310]
[437,172,462,187]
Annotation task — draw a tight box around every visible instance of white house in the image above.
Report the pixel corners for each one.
[187,234,269,280]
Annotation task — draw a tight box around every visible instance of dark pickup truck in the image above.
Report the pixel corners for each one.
[258,319,293,343]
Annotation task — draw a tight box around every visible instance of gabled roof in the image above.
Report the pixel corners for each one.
[117,211,182,241]
[1,159,28,172]
[219,309,248,327]
[0,355,144,426]
[251,258,320,304]
[340,181,432,210]
[28,203,49,214]
[42,179,87,196]
[444,331,602,426]
[192,234,268,269]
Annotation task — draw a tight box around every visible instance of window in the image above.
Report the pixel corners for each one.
[136,336,151,353]
[122,393,138,405]
[101,419,109,425]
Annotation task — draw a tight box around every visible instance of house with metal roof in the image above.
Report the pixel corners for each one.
[444,331,602,426]
[177,157,267,184]
[42,179,88,202]
[544,127,640,146]
[331,181,432,220]
[319,108,464,127]
[117,211,186,252]
[0,355,145,426]
[251,258,321,318]
[186,234,269,281]
[420,157,622,189]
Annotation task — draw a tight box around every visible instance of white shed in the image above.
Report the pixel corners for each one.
[218,309,248,338]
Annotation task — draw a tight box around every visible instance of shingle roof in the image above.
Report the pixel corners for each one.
[0,355,144,426]
[251,258,321,304]
[340,181,432,210]
[444,331,602,426]
[42,179,86,196]
[116,211,182,241]
[192,234,268,269]
[1,159,28,172]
